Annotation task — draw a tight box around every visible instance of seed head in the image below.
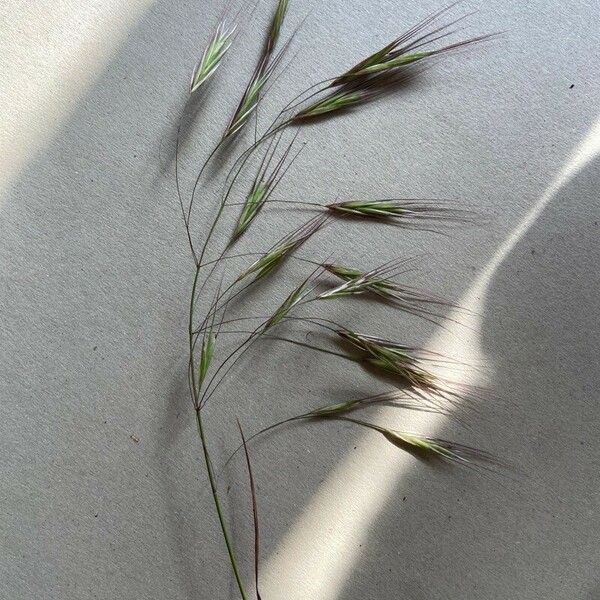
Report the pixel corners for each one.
[327,199,473,228]
[336,329,437,388]
[381,427,494,466]
[223,46,287,139]
[263,276,314,331]
[223,0,291,139]
[318,259,414,300]
[231,134,301,242]
[190,21,237,94]
[265,0,290,59]
[332,7,490,86]
[234,184,268,241]
[319,260,458,323]
[291,89,365,121]
[236,214,327,282]
[338,417,497,468]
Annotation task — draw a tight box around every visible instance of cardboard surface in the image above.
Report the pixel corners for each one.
[1,1,599,598]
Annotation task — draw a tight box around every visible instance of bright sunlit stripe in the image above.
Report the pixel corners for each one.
[261,116,600,599]
[0,0,155,201]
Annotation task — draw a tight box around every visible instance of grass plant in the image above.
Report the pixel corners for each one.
[171,3,498,597]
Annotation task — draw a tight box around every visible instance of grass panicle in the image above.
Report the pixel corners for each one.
[174,4,500,598]
[344,35,489,80]
[290,66,416,123]
[318,258,415,300]
[334,330,483,411]
[219,392,445,475]
[190,21,237,94]
[326,199,473,228]
[331,6,456,86]
[236,214,327,282]
[285,7,491,125]
[230,133,301,242]
[337,329,442,388]
[342,417,496,467]
[319,260,458,322]
[263,270,318,330]
[264,0,290,59]
[333,15,489,86]
[223,46,287,139]
[223,0,291,139]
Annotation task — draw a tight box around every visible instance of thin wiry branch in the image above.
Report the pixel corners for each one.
[237,420,263,600]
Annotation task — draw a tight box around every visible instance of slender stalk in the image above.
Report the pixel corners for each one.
[188,265,249,600]
[175,105,199,264]
[195,409,249,600]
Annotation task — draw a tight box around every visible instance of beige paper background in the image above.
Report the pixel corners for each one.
[1,1,599,598]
